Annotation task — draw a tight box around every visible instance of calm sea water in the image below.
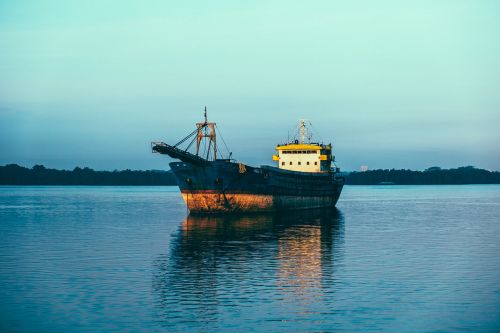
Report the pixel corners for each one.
[0,185,499,332]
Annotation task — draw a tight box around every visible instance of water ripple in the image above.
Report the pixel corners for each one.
[0,185,499,332]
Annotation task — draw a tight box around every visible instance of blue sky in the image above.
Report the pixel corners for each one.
[1,0,499,171]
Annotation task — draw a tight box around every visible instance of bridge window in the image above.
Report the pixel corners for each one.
[307,161,310,165]
[289,161,293,165]
[314,162,318,165]
[298,162,301,165]
[282,162,285,166]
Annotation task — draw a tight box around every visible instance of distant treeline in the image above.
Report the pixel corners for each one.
[345,166,500,185]
[1,164,499,186]
[0,164,177,185]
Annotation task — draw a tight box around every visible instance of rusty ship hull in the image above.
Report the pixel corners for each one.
[170,160,344,213]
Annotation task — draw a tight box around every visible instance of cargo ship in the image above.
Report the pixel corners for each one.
[151,108,344,213]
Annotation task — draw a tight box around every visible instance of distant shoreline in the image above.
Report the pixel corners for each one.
[0,164,177,186]
[344,166,500,185]
[1,164,499,186]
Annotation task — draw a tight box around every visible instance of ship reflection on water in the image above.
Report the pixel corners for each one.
[152,209,345,328]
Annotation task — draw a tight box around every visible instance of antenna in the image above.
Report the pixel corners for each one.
[204,106,207,124]
[300,119,306,143]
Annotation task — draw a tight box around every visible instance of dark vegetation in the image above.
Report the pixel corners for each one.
[0,164,177,185]
[345,166,500,185]
[0,164,499,186]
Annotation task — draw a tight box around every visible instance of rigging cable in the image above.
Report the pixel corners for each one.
[215,125,231,159]
[174,125,203,148]
[308,121,324,143]
[184,135,198,152]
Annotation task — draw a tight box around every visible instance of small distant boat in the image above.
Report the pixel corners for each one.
[151,108,344,213]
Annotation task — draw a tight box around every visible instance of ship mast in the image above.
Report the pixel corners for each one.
[300,119,306,144]
[151,107,221,164]
[195,106,217,160]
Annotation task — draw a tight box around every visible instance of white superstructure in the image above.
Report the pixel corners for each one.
[272,120,335,173]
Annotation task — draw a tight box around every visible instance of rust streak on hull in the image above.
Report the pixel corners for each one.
[182,192,274,213]
[181,192,340,213]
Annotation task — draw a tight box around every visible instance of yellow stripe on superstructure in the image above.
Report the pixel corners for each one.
[276,144,326,150]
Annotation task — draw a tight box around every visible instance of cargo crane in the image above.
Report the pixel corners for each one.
[151,107,223,166]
